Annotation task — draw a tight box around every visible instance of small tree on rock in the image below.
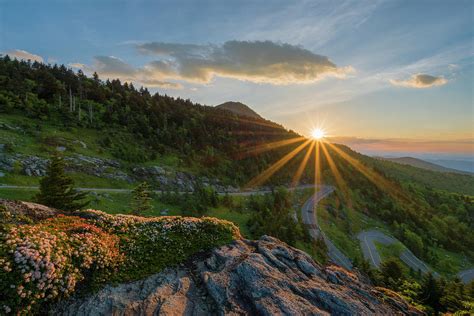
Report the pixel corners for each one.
[35,154,88,211]
[131,182,153,215]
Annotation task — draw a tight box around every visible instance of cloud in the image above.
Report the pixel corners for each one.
[76,41,351,89]
[135,40,353,85]
[68,63,86,69]
[74,56,182,89]
[390,73,447,88]
[2,49,43,62]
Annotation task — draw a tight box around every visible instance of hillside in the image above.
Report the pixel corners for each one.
[0,56,297,187]
[367,155,474,195]
[377,156,470,174]
[215,101,263,119]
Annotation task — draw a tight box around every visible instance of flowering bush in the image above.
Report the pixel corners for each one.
[0,216,123,314]
[76,209,240,280]
[0,210,240,314]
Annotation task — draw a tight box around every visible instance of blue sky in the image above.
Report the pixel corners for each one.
[1,0,473,156]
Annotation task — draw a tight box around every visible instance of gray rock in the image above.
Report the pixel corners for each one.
[54,236,422,316]
[22,156,49,176]
[56,146,66,152]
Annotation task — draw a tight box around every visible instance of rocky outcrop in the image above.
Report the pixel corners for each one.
[54,236,422,316]
[0,152,238,192]
[0,198,60,222]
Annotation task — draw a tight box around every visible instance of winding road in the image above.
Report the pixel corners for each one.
[298,187,473,284]
[357,230,433,275]
[300,185,353,270]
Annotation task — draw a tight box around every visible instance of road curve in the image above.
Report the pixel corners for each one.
[457,269,474,284]
[357,230,436,275]
[300,186,353,270]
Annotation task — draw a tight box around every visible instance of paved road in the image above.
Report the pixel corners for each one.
[458,269,474,284]
[300,185,353,270]
[0,184,316,197]
[358,230,435,275]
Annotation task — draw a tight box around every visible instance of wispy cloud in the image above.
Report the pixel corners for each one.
[2,49,43,62]
[390,74,447,88]
[71,56,183,89]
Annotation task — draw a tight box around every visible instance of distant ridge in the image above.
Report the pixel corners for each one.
[376,156,471,175]
[215,101,263,119]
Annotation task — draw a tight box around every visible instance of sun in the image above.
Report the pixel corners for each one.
[311,128,326,140]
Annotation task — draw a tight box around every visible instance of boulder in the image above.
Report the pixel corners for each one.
[54,236,422,316]
[0,198,60,221]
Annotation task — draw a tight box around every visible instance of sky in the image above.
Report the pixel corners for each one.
[1,0,473,158]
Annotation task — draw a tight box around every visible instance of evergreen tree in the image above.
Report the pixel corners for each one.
[380,258,404,287]
[35,154,88,211]
[131,182,153,215]
[419,272,442,312]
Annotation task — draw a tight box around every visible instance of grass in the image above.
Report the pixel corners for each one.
[317,205,361,260]
[428,246,473,276]
[207,206,252,237]
[0,188,37,201]
[375,241,405,260]
[0,187,254,237]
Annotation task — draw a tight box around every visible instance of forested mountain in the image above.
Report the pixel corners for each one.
[377,156,470,175]
[0,56,297,184]
[215,101,263,119]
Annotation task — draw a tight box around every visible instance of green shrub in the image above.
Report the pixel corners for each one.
[0,210,240,314]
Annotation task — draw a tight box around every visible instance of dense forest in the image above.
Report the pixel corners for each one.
[0,56,301,184]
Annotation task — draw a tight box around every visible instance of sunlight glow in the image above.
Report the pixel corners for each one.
[311,128,326,140]
[238,136,305,158]
[245,139,312,188]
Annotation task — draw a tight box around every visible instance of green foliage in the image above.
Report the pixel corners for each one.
[160,182,218,217]
[35,154,89,211]
[130,182,153,215]
[380,257,405,288]
[246,187,305,246]
[0,211,239,314]
[369,158,474,196]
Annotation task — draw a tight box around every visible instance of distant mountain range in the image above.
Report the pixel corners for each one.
[376,156,472,175]
[425,159,474,174]
[215,101,263,119]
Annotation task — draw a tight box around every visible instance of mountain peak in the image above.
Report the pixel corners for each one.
[215,101,263,119]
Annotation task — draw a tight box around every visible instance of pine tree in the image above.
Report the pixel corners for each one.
[35,154,88,211]
[131,182,153,215]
